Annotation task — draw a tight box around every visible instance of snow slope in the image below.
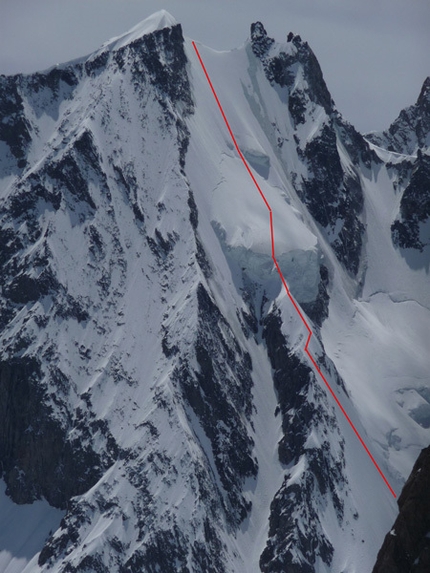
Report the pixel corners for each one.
[186,40,371,572]
[185,33,430,571]
[0,11,429,573]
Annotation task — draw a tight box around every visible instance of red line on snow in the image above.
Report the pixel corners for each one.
[192,41,397,499]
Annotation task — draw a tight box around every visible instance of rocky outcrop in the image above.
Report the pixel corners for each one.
[373,445,430,573]
[250,21,373,276]
[367,77,430,155]
[391,151,430,251]
[260,309,347,572]
[173,282,257,526]
[250,23,333,117]
[0,76,32,171]
[0,357,115,507]
[298,125,365,275]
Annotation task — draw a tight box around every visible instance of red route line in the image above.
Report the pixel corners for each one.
[192,41,397,499]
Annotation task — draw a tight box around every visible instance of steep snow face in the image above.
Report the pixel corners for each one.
[186,26,430,572]
[0,20,240,573]
[0,14,429,573]
[186,38,322,310]
[185,35,396,573]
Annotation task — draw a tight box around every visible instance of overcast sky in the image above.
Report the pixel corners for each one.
[0,0,429,133]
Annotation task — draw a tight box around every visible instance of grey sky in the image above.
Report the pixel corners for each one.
[0,0,429,132]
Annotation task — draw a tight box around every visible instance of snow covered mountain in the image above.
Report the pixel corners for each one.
[0,11,429,573]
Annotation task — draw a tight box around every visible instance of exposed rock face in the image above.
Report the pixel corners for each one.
[0,67,80,177]
[373,445,430,573]
[260,310,348,572]
[301,264,329,327]
[250,23,333,117]
[391,151,430,251]
[250,21,375,276]
[173,282,258,526]
[367,77,430,155]
[0,357,111,507]
[0,76,32,170]
[367,78,430,257]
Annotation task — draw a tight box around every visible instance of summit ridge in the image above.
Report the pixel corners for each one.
[100,10,178,52]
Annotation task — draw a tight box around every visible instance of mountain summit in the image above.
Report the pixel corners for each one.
[366,76,430,155]
[99,10,178,52]
[0,15,429,573]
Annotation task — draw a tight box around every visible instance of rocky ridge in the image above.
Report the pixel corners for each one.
[367,77,430,156]
[250,22,376,277]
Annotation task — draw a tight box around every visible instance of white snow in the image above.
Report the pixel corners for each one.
[99,10,177,52]
[322,165,430,483]
[186,40,319,313]
[187,33,430,571]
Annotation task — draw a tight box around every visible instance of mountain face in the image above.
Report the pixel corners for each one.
[373,445,430,573]
[366,80,430,254]
[250,21,374,278]
[390,151,430,252]
[366,77,430,156]
[0,11,429,573]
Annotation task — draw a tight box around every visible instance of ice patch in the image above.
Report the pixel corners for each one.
[397,387,430,429]
[215,220,321,304]
[243,149,270,179]
[395,387,430,429]
[409,403,430,429]
[277,249,321,303]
